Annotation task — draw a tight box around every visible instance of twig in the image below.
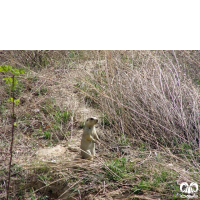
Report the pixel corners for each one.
[103,181,105,194]
[134,151,152,167]
[57,177,84,199]
[6,75,15,200]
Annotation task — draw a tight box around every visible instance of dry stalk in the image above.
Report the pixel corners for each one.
[6,75,15,200]
[57,177,84,199]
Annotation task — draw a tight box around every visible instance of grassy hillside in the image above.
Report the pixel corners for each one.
[0,50,200,200]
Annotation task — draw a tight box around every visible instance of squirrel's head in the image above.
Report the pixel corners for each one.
[85,117,98,127]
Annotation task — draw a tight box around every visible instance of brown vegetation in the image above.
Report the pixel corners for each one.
[0,50,200,199]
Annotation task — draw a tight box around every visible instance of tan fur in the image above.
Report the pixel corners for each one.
[80,117,99,160]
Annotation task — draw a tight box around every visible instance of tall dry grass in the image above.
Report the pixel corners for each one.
[78,51,200,151]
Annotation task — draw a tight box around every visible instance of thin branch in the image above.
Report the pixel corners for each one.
[6,75,15,200]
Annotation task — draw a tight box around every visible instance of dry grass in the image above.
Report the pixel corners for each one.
[75,51,200,146]
[0,50,200,199]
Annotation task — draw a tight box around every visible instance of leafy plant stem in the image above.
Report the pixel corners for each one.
[6,75,15,200]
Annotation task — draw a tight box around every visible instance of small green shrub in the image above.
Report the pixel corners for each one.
[43,131,51,139]
[0,65,25,200]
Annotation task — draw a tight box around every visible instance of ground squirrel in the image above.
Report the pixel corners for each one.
[80,117,99,160]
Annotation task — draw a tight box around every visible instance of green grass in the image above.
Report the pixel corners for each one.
[0,100,7,116]
[102,151,181,198]
[43,131,51,139]
[53,109,71,124]
[103,157,128,181]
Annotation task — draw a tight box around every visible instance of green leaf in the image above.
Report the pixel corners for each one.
[0,65,25,75]
[0,66,4,72]
[19,69,25,74]
[14,122,17,127]
[10,68,20,75]
[8,97,14,102]
[3,77,13,84]
[13,79,18,85]
[0,65,8,72]
[0,65,12,72]
[10,68,16,75]
[14,99,20,105]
